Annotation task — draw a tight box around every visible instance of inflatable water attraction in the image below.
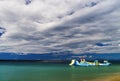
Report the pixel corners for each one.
[69,59,111,66]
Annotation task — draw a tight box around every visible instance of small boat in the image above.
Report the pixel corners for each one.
[69,59,111,66]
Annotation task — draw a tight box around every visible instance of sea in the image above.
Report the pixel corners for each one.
[0,62,120,81]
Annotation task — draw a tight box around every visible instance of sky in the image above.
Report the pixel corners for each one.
[0,0,120,54]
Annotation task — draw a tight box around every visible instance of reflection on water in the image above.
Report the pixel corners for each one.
[0,62,120,81]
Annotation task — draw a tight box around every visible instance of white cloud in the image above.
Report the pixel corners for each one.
[0,0,120,53]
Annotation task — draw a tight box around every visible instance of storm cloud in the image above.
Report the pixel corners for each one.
[0,0,120,54]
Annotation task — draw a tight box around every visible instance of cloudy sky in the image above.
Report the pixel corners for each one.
[0,0,120,54]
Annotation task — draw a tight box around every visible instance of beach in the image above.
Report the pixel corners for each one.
[94,73,120,81]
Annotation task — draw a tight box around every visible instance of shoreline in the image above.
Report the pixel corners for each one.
[0,60,70,64]
[94,73,120,81]
[1,60,120,64]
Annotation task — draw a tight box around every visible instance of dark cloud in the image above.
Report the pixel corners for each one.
[25,0,32,5]
[0,27,6,37]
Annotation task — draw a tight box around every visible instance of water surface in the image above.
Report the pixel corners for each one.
[0,62,120,81]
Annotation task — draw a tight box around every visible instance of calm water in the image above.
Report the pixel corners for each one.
[0,62,120,81]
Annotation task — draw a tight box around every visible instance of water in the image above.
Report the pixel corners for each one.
[0,62,120,81]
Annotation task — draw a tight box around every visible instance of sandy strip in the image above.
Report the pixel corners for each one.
[93,73,120,81]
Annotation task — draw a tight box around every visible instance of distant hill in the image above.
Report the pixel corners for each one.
[0,52,120,63]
